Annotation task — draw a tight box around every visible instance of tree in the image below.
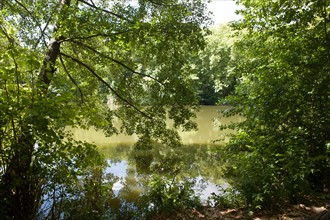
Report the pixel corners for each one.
[223,0,330,209]
[0,0,210,218]
[192,24,238,105]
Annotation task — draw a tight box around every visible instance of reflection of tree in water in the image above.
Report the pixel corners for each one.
[100,143,224,182]
[127,143,224,180]
[151,149,183,176]
[130,143,184,176]
[96,143,226,218]
[99,144,133,162]
[119,167,142,203]
[102,164,147,219]
[57,164,118,219]
[130,148,154,174]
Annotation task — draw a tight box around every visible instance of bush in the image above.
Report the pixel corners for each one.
[208,186,245,209]
[142,175,202,216]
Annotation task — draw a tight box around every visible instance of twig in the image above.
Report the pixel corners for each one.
[34,13,53,48]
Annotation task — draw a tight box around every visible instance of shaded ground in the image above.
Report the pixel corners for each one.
[194,204,329,220]
[152,197,330,220]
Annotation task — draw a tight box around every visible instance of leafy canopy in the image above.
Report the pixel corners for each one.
[192,24,238,105]
[0,0,210,218]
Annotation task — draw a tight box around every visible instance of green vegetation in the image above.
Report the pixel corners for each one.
[0,0,209,218]
[222,0,330,210]
[142,175,202,217]
[1,0,329,218]
[192,24,238,105]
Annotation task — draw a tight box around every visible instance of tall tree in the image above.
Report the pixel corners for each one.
[223,0,330,209]
[0,0,210,218]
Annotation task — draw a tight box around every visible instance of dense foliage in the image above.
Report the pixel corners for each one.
[223,0,330,209]
[143,175,201,216]
[0,0,210,218]
[192,25,238,105]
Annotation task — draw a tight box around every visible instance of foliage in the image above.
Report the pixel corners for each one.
[0,0,210,218]
[39,154,117,219]
[142,175,202,217]
[208,185,245,209]
[222,0,330,210]
[192,24,239,105]
[98,143,224,219]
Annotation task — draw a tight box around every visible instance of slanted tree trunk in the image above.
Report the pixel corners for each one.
[0,1,70,218]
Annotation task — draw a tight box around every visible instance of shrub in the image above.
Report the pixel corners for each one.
[142,175,202,216]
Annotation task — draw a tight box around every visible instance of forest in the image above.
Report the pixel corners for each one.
[0,0,329,219]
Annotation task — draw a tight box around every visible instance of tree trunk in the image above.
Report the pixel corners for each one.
[0,0,70,218]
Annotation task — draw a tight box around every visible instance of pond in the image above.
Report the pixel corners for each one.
[70,106,241,205]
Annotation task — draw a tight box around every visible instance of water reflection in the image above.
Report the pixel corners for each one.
[68,106,241,214]
[107,161,127,178]
[100,144,225,204]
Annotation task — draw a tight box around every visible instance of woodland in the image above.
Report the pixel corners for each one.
[0,0,329,219]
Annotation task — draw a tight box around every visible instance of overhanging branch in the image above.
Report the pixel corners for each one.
[60,52,150,118]
[70,40,166,86]
[59,30,132,42]
[59,54,84,103]
[78,0,132,23]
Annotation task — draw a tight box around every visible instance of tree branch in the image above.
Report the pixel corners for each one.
[34,14,53,48]
[59,54,84,103]
[60,52,150,118]
[70,40,166,86]
[147,0,173,7]
[37,0,70,92]
[78,0,133,23]
[0,24,18,45]
[14,0,50,47]
[59,30,133,42]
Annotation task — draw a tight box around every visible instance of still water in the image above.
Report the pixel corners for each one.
[71,106,239,145]
[71,106,241,204]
